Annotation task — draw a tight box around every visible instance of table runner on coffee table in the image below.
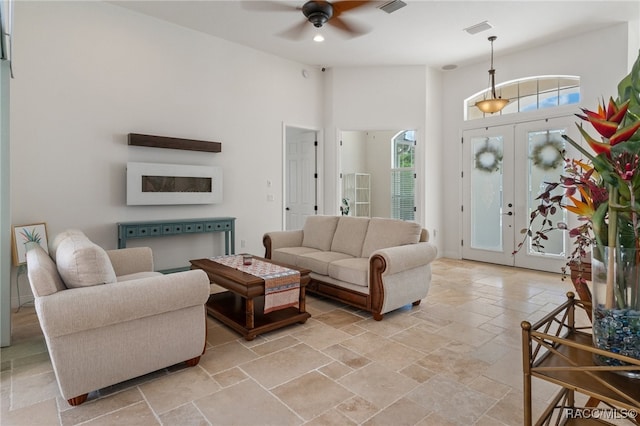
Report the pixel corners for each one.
[210,255,300,314]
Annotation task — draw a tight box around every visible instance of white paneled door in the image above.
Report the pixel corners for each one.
[286,128,317,231]
[462,117,581,273]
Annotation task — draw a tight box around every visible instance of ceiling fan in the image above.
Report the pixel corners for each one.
[244,1,374,40]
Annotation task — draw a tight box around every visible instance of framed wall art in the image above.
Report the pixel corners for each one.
[12,222,48,265]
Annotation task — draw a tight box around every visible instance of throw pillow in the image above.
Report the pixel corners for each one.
[55,233,117,288]
[49,229,85,261]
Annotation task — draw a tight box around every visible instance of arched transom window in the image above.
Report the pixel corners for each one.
[465,75,580,120]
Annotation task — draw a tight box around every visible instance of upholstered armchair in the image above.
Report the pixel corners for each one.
[25,230,210,406]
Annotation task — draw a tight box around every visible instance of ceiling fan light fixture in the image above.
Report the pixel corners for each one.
[278,0,371,40]
[313,33,325,42]
[302,1,333,28]
[308,13,328,27]
[475,36,509,114]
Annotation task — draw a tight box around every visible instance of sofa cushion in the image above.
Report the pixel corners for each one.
[26,245,67,297]
[302,216,339,251]
[297,251,353,275]
[361,218,422,258]
[272,246,320,266]
[328,258,369,288]
[330,216,370,257]
[55,233,117,288]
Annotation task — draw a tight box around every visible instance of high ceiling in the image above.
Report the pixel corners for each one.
[111,1,640,70]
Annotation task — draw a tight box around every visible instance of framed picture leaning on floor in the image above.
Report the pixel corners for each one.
[11,222,48,266]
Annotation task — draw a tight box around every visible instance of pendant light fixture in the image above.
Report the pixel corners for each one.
[475,36,509,114]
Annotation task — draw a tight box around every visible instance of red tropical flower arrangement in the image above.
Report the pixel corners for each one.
[517,51,640,309]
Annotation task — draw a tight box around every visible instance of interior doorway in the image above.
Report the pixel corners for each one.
[284,126,318,231]
[339,129,417,220]
[461,117,581,273]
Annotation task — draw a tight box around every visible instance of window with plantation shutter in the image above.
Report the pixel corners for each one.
[391,131,415,220]
[391,170,415,220]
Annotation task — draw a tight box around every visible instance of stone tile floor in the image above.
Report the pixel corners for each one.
[1,258,592,425]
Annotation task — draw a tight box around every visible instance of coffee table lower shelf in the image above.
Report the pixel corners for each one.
[206,291,310,341]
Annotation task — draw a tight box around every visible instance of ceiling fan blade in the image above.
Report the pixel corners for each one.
[277,20,311,40]
[328,16,369,37]
[332,0,376,16]
[241,1,300,13]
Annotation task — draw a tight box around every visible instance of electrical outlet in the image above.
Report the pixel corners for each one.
[240,239,246,248]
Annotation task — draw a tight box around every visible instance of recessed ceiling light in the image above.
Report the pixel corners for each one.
[313,33,325,42]
[442,64,458,71]
[463,21,493,35]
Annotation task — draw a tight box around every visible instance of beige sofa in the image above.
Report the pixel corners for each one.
[25,230,210,406]
[263,216,437,320]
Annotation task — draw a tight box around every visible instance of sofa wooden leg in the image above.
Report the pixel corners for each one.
[373,313,383,321]
[412,300,421,306]
[67,394,88,406]
[185,356,201,367]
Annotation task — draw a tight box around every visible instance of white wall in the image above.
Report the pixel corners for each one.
[323,65,442,249]
[340,131,367,175]
[440,22,637,259]
[340,129,396,219]
[365,130,395,219]
[1,57,11,345]
[423,66,443,245]
[9,1,323,304]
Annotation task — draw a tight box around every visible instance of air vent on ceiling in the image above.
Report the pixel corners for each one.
[463,21,493,35]
[379,0,407,14]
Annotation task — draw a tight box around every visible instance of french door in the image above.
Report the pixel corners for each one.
[462,117,581,273]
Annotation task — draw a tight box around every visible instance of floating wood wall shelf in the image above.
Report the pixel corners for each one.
[128,133,222,153]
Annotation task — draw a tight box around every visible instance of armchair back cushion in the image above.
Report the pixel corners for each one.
[361,218,422,258]
[26,245,66,297]
[49,229,85,261]
[330,216,370,257]
[55,232,117,288]
[302,216,339,251]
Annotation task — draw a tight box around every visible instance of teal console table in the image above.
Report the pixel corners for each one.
[117,217,235,272]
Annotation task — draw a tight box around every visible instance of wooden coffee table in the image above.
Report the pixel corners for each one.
[190,256,311,341]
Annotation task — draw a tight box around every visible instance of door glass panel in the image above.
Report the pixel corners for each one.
[470,136,504,251]
[527,129,566,257]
